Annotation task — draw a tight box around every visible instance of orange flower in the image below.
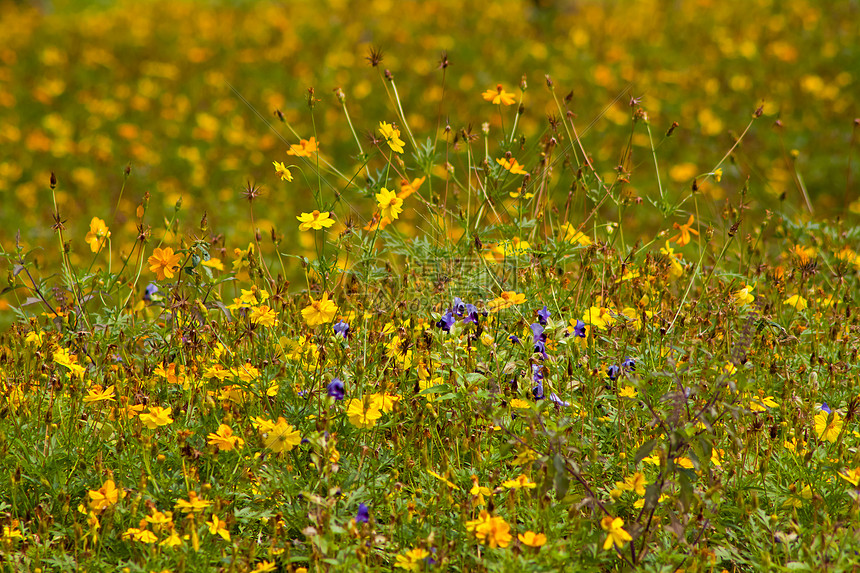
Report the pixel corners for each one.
[148,247,181,280]
[482,84,516,106]
[287,137,318,157]
[669,215,699,246]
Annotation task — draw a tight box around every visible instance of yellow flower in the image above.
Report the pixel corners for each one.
[148,247,182,281]
[669,215,699,246]
[379,121,406,154]
[347,398,382,429]
[207,424,245,451]
[560,223,592,246]
[371,392,400,413]
[85,216,111,253]
[88,479,124,512]
[83,384,115,404]
[482,84,516,106]
[749,393,778,412]
[518,531,547,547]
[428,469,460,489]
[601,516,632,550]
[488,291,526,312]
[496,157,528,175]
[615,472,647,496]
[815,410,843,443]
[501,474,537,490]
[250,305,278,327]
[25,329,45,345]
[301,292,338,327]
[376,187,404,221]
[272,161,293,182]
[206,514,231,541]
[287,136,318,156]
[838,467,860,487]
[509,398,531,409]
[712,167,723,182]
[784,294,808,310]
[619,385,638,399]
[54,347,86,378]
[466,511,512,548]
[139,406,174,429]
[582,306,615,330]
[469,475,492,507]
[175,491,211,513]
[394,547,431,571]
[296,210,335,231]
[253,562,278,573]
[263,417,301,453]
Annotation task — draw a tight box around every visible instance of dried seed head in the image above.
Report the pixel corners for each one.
[366,46,384,67]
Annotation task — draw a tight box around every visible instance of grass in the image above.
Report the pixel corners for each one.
[2,0,860,571]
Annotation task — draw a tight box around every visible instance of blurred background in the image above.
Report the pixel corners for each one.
[0,0,857,301]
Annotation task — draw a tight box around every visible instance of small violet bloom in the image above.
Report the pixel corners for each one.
[533,340,548,359]
[436,310,456,332]
[327,378,345,400]
[509,334,521,344]
[143,283,159,302]
[530,323,546,342]
[572,319,587,338]
[537,305,551,326]
[821,403,832,414]
[333,320,350,339]
[622,357,636,371]
[606,364,621,381]
[549,392,570,407]
[463,303,480,325]
[356,503,370,523]
[452,297,466,316]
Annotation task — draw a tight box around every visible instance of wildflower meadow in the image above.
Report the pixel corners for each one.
[2,0,860,571]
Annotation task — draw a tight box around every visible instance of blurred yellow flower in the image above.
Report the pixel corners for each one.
[518,531,547,547]
[734,283,755,306]
[466,510,512,548]
[784,294,808,310]
[482,84,516,106]
[296,210,335,231]
[347,397,382,429]
[84,384,115,404]
[838,467,860,487]
[206,514,231,541]
[85,216,111,253]
[394,548,430,571]
[287,136,318,156]
[148,247,181,280]
[175,491,211,513]
[601,516,632,550]
[496,156,527,175]
[272,161,293,182]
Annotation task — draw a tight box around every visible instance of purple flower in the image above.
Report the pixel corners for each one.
[532,364,545,399]
[327,378,345,400]
[821,403,832,414]
[622,357,636,371]
[509,334,521,344]
[463,303,480,325]
[533,340,548,359]
[333,320,350,339]
[537,305,551,326]
[436,310,456,332]
[530,323,546,342]
[452,297,466,316]
[356,503,370,523]
[143,283,159,302]
[606,364,621,381]
[572,320,586,338]
[549,392,570,407]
